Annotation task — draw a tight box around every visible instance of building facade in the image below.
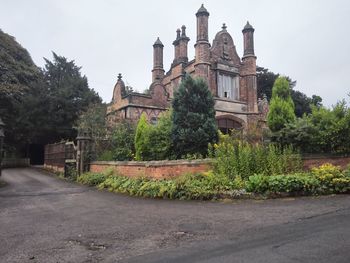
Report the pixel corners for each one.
[107,4,267,133]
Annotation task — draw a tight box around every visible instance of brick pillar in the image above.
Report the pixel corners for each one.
[76,130,91,175]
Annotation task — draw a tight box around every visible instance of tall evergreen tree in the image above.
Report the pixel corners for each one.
[267,77,296,132]
[171,75,217,158]
[0,29,102,155]
[42,52,101,141]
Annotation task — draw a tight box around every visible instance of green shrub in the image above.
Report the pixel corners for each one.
[111,121,135,161]
[246,163,350,195]
[134,111,173,161]
[246,173,320,195]
[245,175,269,193]
[311,163,350,193]
[210,133,302,180]
[98,171,240,200]
[77,172,106,186]
[97,150,114,161]
[77,168,113,186]
[274,100,350,154]
[65,164,78,181]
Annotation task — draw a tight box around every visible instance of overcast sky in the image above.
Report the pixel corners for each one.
[1,0,350,107]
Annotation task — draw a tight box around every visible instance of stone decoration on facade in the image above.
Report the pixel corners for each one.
[107,4,267,133]
[258,94,269,120]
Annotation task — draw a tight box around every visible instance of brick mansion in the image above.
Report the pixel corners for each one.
[107,4,268,133]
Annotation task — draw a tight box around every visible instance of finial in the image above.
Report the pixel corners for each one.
[222,23,227,30]
[181,25,186,37]
[196,3,209,16]
[153,37,164,47]
[243,21,254,32]
[176,28,181,39]
[117,73,122,80]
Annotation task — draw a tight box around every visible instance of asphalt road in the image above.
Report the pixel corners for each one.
[0,168,349,263]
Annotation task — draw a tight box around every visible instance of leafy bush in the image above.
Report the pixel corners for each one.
[111,121,136,161]
[134,113,149,161]
[246,173,320,195]
[77,172,107,186]
[65,163,78,181]
[245,175,269,193]
[311,163,350,193]
[274,100,350,154]
[77,168,114,186]
[246,163,350,195]
[97,171,240,200]
[97,150,114,161]
[209,133,302,180]
[134,111,173,161]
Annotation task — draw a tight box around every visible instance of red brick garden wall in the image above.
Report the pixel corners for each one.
[302,156,350,170]
[90,156,350,179]
[89,160,211,179]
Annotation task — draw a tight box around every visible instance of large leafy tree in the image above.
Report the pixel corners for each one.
[0,29,101,155]
[275,100,350,154]
[172,75,217,158]
[267,77,296,132]
[257,66,322,117]
[0,29,43,153]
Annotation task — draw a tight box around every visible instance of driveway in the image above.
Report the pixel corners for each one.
[0,168,349,262]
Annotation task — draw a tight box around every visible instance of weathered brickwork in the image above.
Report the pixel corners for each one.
[90,160,211,179]
[107,4,267,131]
[90,157,350,179]
[303,156,350,170]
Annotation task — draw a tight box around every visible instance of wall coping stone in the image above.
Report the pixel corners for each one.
[91,159,213,167]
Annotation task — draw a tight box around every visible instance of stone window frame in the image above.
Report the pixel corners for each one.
[216,71,240,101]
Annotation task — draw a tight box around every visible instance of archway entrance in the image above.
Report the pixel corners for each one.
[216,116,243,134]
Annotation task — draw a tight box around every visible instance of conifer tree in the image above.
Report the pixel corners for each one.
[171,75,218,158]
[267,77,296,132]
[134,113,150,161]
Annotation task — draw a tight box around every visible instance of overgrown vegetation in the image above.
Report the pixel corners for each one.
[77,168,113,186]
[134,111,172,161]
[246,164,350,195]
[77,162,349,200]
[0,29,101,156]
[209,132,302,181]
[82,171,241,200]
[135,111,172,161]
[274,99,350,153]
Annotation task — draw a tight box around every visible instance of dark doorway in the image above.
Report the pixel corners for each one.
[216,118,243,134]
[29,144,45,165]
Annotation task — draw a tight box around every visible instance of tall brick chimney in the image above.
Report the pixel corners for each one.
[242,21,255,57]
[179,25,190,63]
[152,37,165,82]
[241,22,257,112]
[172,29,181,65]
[194,4,210,80]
